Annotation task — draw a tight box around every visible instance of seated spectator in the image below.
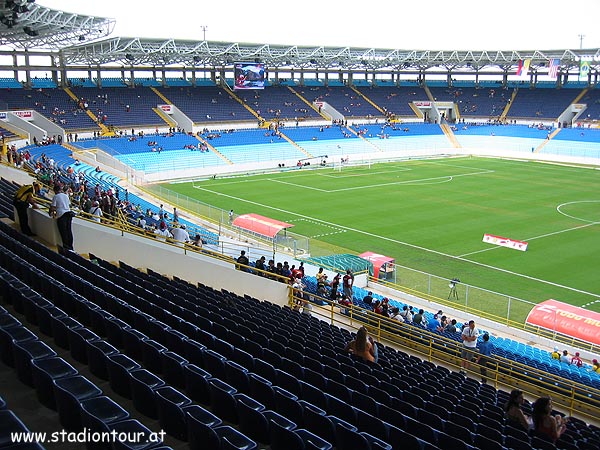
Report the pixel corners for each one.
[373,300,383,315]
[399,305,413,323]
[504,389,532,431]
[532,396,568,442]
[445,319,458,333]
[190,234,203,249]
[344,326,376,363]
[389,307,404,322]
[254,255,266,275]
[592,359,600,373]
[380,297,390,316]
[559,350,570,364]
[362,291,373,305]
[236,250,250,271]
[437,315,449,332]
[427,314,441,332]
[550,346,560,360]
[570,352,583,368]
[412,309,426,326]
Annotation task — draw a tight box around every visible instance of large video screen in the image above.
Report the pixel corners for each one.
[234,62,265,90]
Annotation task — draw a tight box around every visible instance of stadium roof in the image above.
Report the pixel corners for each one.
[58,37,600,73]
[0,0,115,49]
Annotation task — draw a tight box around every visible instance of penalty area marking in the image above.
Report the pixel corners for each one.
[287,218,347,238]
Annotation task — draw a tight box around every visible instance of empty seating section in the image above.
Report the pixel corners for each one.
[155,86,255,122]
[69,87,167,128]
[295,85,382,118]
[1,217,600,449]
[578,88,600,122]
[199,128,307,164]
[356,86,425,117]
[236,85,321,121]
[0,123,17,139]
[0,77,23,88]
[428,87,511,118]
[506,88,580,120]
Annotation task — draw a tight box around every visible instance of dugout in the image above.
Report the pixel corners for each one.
[359,251,396,280]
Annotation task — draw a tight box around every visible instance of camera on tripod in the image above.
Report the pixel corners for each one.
[448,278,460,300]
[449,278,460,289]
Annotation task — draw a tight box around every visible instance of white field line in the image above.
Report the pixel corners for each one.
[192,185,600,299]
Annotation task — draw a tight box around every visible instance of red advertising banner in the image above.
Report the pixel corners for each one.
[13,110,33,120]
[526,299,600,345]
[483,233,528,251]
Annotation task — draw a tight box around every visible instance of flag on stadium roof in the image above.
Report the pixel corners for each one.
[579,60,590,81]
[548,58,559,79]
[516,59,531,78]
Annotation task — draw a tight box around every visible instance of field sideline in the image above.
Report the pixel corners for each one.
[160,156,600,321]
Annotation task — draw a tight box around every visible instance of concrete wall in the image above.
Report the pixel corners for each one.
[26,208,289,305]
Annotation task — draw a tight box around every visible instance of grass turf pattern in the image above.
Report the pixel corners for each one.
[161,156,600,322]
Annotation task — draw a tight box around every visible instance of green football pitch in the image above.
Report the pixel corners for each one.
[160,156,600,321]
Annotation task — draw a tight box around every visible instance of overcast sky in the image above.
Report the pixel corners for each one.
[39,0,600,51]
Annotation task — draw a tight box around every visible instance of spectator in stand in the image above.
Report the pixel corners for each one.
[399,305,413,323]
[476,333,493,384]
[89,201,103,223]
[12,181,41,236]
[389,307,404,322]
[317,274,329,296]
[460,320,479,374]
[254,255,266,275]
[171,224,190,246]
[236,250,250,271]
[445,319,458,333]
[437,315,449,332]
[154,221,172,242]
[570,352,583,368]
[330,273,341,301]
[315,267,326,284]
[373,300,383,315]
[49,184,75,251]
[190,234,203,249]
[550,347,561,360]
[559,350,570,364]
[412,309,425,326]
[592,359,600,373]
[380,297,390,316]
[362,291,374,306]
[504,389,533,431]
[532,397,569,442]
[342,269,354,299]
[344,326,376,363]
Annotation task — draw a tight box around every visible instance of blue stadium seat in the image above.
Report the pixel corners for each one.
[13,339,57,387]
[155,385,193,441]
[31,356,78,410]
[53,375,103,431]
[106,353,141,399]
[129,368,165,419]
[209,378,239,424]
[86,339,119,381]
[79,395,130,433]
